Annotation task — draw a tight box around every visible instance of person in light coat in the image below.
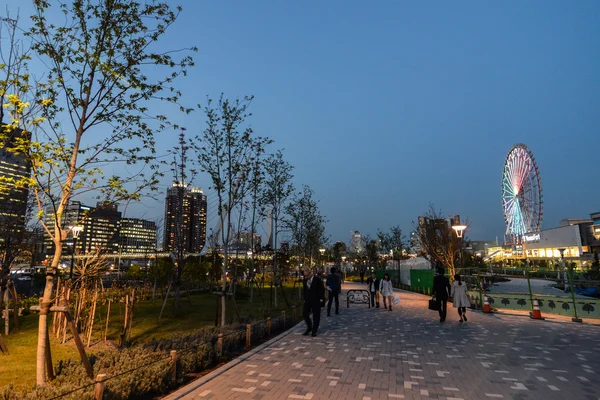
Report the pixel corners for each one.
[451,274,471,322]
[379,273,394,311]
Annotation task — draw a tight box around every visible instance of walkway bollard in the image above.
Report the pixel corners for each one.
[170,350,177,381]
[267,317,271,337]
[246,324,251,349]
[94,374,106,400]
[217,333,223,359]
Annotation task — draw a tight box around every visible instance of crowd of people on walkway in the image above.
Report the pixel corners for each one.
[301,265,471,337]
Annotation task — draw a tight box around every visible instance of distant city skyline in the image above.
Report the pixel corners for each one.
[3,1,599,245]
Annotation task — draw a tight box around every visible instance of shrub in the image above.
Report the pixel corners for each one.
[3,310,301,400]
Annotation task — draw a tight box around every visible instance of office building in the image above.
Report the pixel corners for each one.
[0,127,31,249]
[44,201,121,255]
[120,218,157,254]
[163,183,207,253]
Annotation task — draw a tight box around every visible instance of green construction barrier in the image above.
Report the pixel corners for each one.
[411,269,433,293]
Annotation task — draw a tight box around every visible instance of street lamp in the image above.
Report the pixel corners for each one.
[69,225,83,280]
[319,248,325,273]
[452,224,467,275]
[341,256,347,281]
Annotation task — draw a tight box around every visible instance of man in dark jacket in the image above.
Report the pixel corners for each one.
[432,267,451,322]
[326,267,342,316]
[302,267,325,337]
[366,272,381,308]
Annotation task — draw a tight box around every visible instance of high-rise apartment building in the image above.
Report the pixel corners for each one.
[349,231,365,254]
[120,218,157,254]
[0,127,31,250]
[163,183,207,253]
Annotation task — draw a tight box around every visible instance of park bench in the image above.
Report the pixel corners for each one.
[346,289,371,308]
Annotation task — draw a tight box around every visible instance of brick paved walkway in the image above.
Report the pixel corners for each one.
[165,283,600,400]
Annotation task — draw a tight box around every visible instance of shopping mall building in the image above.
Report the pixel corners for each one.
[487,212,600,267]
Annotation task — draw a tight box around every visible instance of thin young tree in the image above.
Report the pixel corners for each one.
[195,95,253,326]
[284,185,327,269]
[167,131,196,316]
[246,136,270,302]
[262,150,294,307]
[0,1,195,384]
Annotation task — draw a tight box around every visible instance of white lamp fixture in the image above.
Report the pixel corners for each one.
[71,225,83,239]
[452,224,467,238]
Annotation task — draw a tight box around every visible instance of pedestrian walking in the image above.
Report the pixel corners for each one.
[302,267,325,337]
[380,272,394,311]
[451,274,471,322]
[326,267,342,316]
[366,272,381,308]
[432,267,451,322]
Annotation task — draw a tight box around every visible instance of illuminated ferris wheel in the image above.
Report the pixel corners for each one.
[502,144,543,241]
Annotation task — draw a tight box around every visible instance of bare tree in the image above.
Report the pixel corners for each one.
[262,150,294,307]
[195,95,253,327]
[167,131,196,316]
[416,204,465,278]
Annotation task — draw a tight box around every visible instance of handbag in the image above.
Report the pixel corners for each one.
[392,293,400,305]
[428,297,439,311]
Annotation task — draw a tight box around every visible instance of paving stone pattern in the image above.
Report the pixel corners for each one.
[172,283,600,400]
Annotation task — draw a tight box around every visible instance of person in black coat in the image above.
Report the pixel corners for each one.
[432,267,451,322]
[302,267,325,337]
[326,267,342,316]
[365,272,381,308]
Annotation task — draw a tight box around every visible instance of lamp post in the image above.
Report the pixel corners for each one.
[341,256,347,281]
[319,248,325,274]
[69,225,83,280]
[452,224,467,276]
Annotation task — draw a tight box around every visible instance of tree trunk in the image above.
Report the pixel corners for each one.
[36,241,62,385]
[221,251,227,327]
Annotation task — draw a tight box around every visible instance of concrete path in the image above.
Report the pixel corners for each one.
[165,283,600,400]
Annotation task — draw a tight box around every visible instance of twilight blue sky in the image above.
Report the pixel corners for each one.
[4,1,600,244]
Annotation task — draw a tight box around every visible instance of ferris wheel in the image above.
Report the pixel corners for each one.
[502,144,543,240]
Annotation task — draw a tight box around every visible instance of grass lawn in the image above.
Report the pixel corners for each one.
[0,283,302,391]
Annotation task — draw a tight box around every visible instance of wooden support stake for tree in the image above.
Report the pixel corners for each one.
[0,332,8,354]
[120,294,130,347]
[246,323,251,349]
[126,288,136,343]
[64,310,94,379]
[87,290,98,348]
[94,373,106,400]
[104,299,111,342]
[170,350,177,382]
[217,333,223,359]
[230,295,241,323]
[45,330,54,380]
[158,281,171,321]
[9,283,19,331]
[52,279,61,335]
[266,317,271,337]
[3,290,8,335]
[61,289,71,344]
